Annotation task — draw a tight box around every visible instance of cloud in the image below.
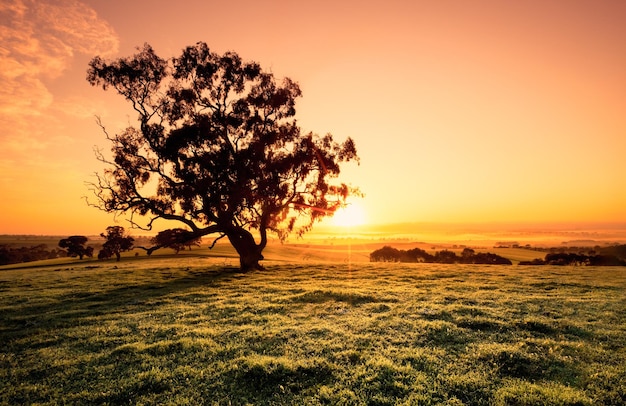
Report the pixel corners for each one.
[0,0,119,163]
[37,0,119,56]
[0,0,118,113]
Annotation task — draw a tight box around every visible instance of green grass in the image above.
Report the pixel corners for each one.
[1,257,625,405]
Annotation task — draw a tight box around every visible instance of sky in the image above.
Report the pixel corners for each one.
[1,0,625,236]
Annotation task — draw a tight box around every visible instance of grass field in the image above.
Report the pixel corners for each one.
[1,254,625,405]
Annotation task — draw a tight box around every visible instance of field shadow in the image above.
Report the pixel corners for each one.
[289,289,397,306]
[1,266,244,341]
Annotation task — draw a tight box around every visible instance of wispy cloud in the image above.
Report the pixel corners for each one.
[0,0,119,163]
[37,0,119,56]
[0,0,118,114]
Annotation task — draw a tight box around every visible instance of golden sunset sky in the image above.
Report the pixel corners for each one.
[1,0,625,236]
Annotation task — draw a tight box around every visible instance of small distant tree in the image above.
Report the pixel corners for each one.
[151,228,202,254]
[471,252,513,265]
[434,250,458,264]
[461,248,475,260]
[405,247,433,262]
[58,236,94,260]
[99,226,134,261]
[369,246,401,262]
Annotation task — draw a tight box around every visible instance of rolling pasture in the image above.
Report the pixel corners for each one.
[1,247,625,405]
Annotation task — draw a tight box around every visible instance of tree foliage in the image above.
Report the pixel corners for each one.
[519,252,626,266]
[58,236,94,260]
[98,226,134,261]
[0,245,64,265]
[369,246,512,265]
[87,42,359,270]
[151,228,202,254]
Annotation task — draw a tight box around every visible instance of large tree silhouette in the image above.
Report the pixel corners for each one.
[87,42,359,270]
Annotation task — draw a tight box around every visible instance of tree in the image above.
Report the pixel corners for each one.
[404,247,433,263]
[151,228,202,254]
[87,42,359,271]
[460,248,475,262]
[434,250,458,264]
[99,226,134,261]
[58,236,94,260]
[471,252,512,265]
[369,246,401,262]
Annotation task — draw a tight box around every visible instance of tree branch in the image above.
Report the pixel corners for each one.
[208,233,227,249]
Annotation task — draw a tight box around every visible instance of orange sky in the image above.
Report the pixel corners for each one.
[1,0,625,236]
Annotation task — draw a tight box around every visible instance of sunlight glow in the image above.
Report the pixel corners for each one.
[1,1,625,235]
[332,202,367,227]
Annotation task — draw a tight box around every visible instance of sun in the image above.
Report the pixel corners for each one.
[331,202,367,227]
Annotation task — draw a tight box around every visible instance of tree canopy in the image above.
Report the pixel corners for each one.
[58,236,93,260]
[98,226,134,261]
[369,246,512,265]
[87,42,359,270]
[151,228,202,254]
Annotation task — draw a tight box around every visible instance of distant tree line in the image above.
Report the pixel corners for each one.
[94,226,203,261]
[0,245,66,266]
[370,246,512,265]
[0,225,207,266]
[516,244,626,266]
[519,250,626,266]
[507,243,625,258]
[600,244,626,259]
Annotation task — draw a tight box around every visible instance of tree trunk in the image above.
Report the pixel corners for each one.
[238,247,264,272]
[226,227,265,272]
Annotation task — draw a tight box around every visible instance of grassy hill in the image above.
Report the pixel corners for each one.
[2,256,625,404]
